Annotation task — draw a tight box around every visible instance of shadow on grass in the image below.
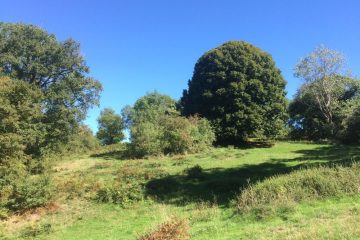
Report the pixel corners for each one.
[145,144,360,207]
[90,150,129,160]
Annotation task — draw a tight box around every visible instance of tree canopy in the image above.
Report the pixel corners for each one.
[96,108,125,145]
[0,23,102,149]
[181,41,287,144]
[123,92,215,157]
[289,46,360,141]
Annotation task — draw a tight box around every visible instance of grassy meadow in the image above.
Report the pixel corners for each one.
[1,141,360,240]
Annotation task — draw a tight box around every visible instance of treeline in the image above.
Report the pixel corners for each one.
[98,41,360,156]
[1,23,360,216]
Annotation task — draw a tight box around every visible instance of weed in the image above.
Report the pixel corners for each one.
[137,217,190,240]
[20,223,52,238]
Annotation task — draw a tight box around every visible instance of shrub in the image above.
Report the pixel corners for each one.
[235,163,360,214]
[130,121,164,157]
[96,164,167,206]
[137,217,190,240]
[124,92,215,158]
[95,182,143,207]
[4,174,52,212]
[130,115,215,158]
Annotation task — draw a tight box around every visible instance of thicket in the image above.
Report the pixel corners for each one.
[0,23,101,216]
[123,92,215,158]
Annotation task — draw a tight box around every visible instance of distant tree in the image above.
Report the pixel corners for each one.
[0,23,102,150]
[181,41,287,144]
[123,92,215,157]
[290,46,360,140]
[123,92,178,156]
[123,91,178,127]
[294,46,348,129]
[96,108,125,145]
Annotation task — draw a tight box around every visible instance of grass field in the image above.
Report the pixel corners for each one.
[1,142,360,239]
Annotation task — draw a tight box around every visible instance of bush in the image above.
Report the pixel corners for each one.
[95,182,143,207]
[137,217,190,240]
[96,164,167,206]
[1,174,52,212]
[130,115,215,158]
[235,163,360,214]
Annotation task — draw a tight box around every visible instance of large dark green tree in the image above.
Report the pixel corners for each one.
[0,23,102,150]
[96,108,125,145]
[181,41,287,144]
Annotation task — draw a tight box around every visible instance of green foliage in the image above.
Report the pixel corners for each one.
[236,163,360,215]
[96,108,125,145]
[181,41,287,144]
[69,125,100,152]
[130,121,164,157]
[0,77,52,214]
[122,91,178,127]
[0,77,45,161]
[95,164,167,206]
[5,175,52,212]
[340,100,360,143]
[0,23,102,150]
[130,115,215,157]
[289,76,360,140]
[125,93,215,157]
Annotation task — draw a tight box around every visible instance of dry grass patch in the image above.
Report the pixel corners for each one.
[137,217,190,240]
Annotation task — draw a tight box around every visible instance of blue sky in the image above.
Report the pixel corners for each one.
[1,0,360,132]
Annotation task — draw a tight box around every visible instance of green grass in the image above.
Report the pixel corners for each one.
[1,142,360,239]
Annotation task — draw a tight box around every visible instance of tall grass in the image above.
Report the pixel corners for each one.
[236,163,360,214]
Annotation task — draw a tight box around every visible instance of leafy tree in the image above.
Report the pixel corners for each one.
[123,92,214,157]
[294,46,348,129]
[123,91,178,127]
[0,77,45,169]
[181,41,287,144]
[290,46,360,140]
[96,108,125,145]
[64,125,100,153]
[0,77,52,214]
[0,23,102,150]
[123,92,178,157]
[341,98,360,144]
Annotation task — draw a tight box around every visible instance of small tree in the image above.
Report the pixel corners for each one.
[124,92,215,157]
[96,108,125,145]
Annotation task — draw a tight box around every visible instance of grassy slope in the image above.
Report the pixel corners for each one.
[2,142,360,239]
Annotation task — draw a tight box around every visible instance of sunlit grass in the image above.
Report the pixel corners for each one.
[2,142,360,239]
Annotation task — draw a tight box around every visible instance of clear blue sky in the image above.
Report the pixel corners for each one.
[1,0,360,132]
